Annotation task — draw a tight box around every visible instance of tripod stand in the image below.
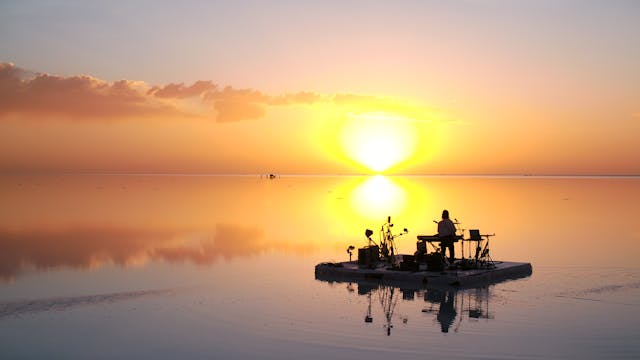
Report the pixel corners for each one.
[379,216,408,266]
[467,230,495,269]
[476,234,495,268]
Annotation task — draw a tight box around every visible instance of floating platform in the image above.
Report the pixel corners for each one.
[315,257,533,288]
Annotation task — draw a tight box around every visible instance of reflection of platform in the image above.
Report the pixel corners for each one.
[315,258,532,288]
[317,266,529,335]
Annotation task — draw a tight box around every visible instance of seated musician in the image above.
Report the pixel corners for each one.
[437,210,457,262]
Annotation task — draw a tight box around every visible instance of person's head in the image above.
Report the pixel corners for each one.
[442,210,449,219]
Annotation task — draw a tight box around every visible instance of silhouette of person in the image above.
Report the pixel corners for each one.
[437,290,457,333]
[424,288,457,333]
[438,210,456,263]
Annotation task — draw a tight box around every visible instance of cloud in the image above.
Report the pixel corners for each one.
[214,97,267,122]
[0,62,178,118]
[0,62,426,123]
[207,86,271,122]
[148,80,217,99]
[269,91,322,105]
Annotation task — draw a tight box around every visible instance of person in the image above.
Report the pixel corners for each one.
[437,209,456,262]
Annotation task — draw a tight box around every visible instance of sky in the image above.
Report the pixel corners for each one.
[1,0,639,175]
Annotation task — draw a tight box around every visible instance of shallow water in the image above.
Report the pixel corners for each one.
[1,175,639,359]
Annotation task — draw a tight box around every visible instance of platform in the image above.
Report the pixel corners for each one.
[315,257,533,288]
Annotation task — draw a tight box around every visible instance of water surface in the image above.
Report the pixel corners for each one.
[1,175,639,359]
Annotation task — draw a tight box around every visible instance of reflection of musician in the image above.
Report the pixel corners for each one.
[437,290,456,333]
[437,210,456,262]
[425,288,457,333]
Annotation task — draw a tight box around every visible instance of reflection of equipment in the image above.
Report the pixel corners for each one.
[421,286,493,333]
[379,286,399,336]
[360,284,402,336]
[358,216,408,267]
[365,292,373,323]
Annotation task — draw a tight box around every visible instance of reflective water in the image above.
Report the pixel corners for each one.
[1,175,639,359]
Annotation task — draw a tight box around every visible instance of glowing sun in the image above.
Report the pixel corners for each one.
[340,112,418,172]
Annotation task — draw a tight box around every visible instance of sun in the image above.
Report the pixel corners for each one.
[340,112,418,173]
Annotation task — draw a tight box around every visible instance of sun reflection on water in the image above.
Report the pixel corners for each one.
[350,175,407,220]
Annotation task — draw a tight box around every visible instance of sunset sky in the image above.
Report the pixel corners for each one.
[1,0,639,175]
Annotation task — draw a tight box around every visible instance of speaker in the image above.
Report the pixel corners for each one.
[358,245,379,266]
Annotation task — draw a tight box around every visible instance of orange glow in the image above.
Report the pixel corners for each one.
[340,112,418,173]
[350,175,407,219]
[1,174,639,280]
[1,61,638,175]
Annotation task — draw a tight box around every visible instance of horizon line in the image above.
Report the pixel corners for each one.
[1,170,639,178]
